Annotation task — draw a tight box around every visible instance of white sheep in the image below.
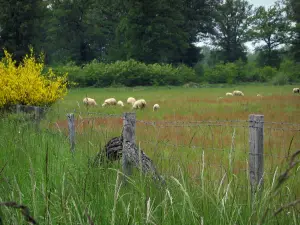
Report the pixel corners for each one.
[257,94,262,97]
[127,97,136,105]
[83,97,97,106]
[132,99,147,110]
[226,92,233,96]
[233,90,244,96]
[102,98,117,107]
[117,100,124,107]
[153,104,160,111]
[293,88,299,94]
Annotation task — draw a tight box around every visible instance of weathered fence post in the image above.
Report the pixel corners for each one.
[34,106,42,130]
[249,114,264,194]
[67,113,75,154]
[122,112,136,181]
[34,106,41,121]
[16,105,21,114]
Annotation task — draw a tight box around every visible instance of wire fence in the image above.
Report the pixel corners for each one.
[13,104,300,189]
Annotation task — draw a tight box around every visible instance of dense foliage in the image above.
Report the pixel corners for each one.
[52,58,300,87]
[0,49,68,108]
[53,60,196,87]
[0,0,299,87]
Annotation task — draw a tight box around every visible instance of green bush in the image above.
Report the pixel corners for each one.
[271,72,289,85]
[204,62,239,84]
[51,62,84,86]
[271,59,300,85]
[52,60,197,87]
[259,66,277,82]
[278,59,300,82]
[50,58,300,87]
[193,62,205,82]
[243,62,260,82]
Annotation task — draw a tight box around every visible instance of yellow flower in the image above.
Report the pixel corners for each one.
[0,47,68,108]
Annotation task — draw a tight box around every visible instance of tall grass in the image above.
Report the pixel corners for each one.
[0,112,299,224]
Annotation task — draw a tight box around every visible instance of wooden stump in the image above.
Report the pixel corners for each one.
[93,135,165,185]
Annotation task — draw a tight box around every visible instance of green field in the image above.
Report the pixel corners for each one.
[1,84,300,224]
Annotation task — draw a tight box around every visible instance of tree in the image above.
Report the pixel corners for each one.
[286,0,300,62]
[112,0,219,66]
[82,0,126,63]
[250,1,293,67]
[208,0,254,63]
[179,0,220,66]
[46,0,96,64]
[0,0,47,62]
[114,0,188,64]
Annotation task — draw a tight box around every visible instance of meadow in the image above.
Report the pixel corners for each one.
[0,84,300,224]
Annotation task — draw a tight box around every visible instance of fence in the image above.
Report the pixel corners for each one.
[13,104,300,192]
[63,111,299,192]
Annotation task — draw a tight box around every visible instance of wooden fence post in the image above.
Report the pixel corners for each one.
[67,113,75,154]
[122,112,136,180]
[16,105,21,114]
[249,114,264,193]
[34,106,41,121]
[34,106,42,130]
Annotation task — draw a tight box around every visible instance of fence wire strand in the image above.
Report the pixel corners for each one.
[15,104,299,178]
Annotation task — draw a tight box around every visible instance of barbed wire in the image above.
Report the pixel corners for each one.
[84,112,123,118]
[136,118,300,126]
[14,104,300,127]
[136,120,300,131]
[138,140,230,152]
[136,120,248,128]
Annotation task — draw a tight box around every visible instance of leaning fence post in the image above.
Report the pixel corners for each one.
[122,112,136,180]
[249,114,264,194]
[67,113,75,154]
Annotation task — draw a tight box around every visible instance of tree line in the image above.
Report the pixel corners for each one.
[0,0,299,85]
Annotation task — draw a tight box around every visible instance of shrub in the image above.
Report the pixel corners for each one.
[51,62,83,86]
[243,62,260,82]
[259,66,277,82]
[193,62,205,82]
[54,59,197,87]
[271,72,289,85]
[204,62,238,84]
[0,48,68,109]
[278,59,300,82]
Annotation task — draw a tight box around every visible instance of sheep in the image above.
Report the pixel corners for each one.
[153,104,160,111]
[226,92,233,96]
[117,100,124,107]
[127,97,136,105]
[132,99,147,110]
[257,94,262,97]
[83,97,97,106]
[233,90,244,96]
[102,98,117,107]
[293,88,300,94]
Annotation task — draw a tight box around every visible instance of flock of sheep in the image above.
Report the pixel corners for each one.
[224,90,260,97]
[83,87,299,110]
[223,87,299,99]
[225,90,245,97]
[83,96,160,111]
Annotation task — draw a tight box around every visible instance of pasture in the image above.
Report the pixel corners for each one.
[1,84,300,224]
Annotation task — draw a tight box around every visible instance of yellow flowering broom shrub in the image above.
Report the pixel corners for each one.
[0,48,68,109]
